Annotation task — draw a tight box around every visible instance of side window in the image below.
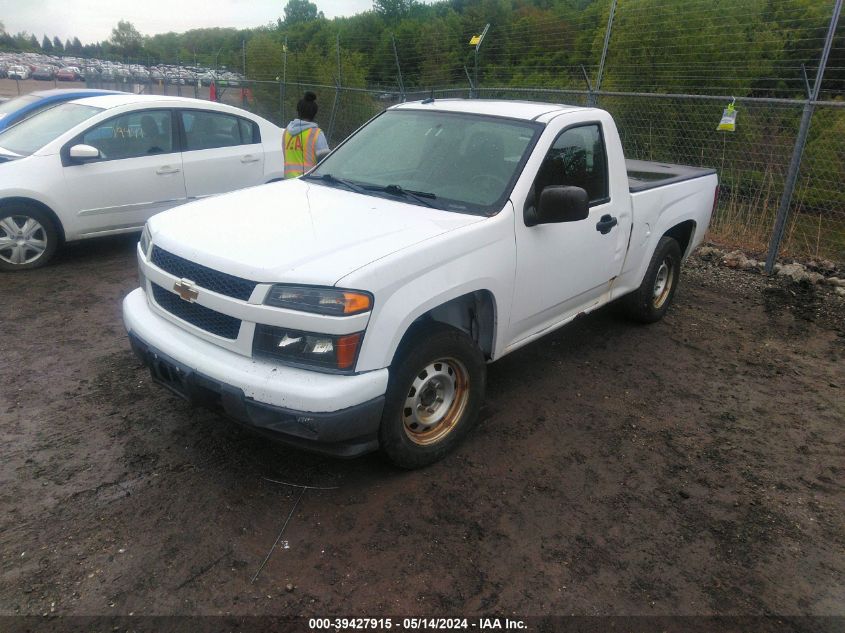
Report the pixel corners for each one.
[182,111,244,151]
[238,118,259,144]
[534,124,608,207]
[81,110,172,160]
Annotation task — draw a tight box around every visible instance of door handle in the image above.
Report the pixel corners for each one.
[596,214,618,234]
[240,155,260,163]
[156,166,181,175]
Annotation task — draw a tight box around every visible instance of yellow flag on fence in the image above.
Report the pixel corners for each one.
[469,35,481,46]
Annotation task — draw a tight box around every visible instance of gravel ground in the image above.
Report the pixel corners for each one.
[0,236,843,619]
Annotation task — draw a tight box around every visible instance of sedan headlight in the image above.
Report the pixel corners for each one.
[253,325,363,371]
[264,284,372,316]
[139,224,152,257]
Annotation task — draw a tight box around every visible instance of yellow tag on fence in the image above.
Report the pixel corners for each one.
[717,102,737,132]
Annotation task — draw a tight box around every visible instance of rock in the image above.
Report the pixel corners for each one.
[742,258,759,271]
[835,287,845,297]
[678,490,690,499]
[722,250,750,269]
[819,259,837,273]
[777,262,811,284]
[696,246,722,261]
[826,277,845,288]
[285,583,295,593]
[806,271,824,285]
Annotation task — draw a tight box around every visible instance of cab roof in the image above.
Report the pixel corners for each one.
[390,98,590,123]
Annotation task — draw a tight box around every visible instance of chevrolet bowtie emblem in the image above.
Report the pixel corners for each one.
[173,278,199,302]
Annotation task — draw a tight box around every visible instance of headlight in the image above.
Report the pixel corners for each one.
[253,324,363,371]
[264,284,372,316]
[139,224,151,257]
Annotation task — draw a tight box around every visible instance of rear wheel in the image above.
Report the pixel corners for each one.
[0,204,59,272]
[620,236,682,323]
[379,324,486,469]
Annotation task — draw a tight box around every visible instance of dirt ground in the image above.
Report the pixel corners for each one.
[0,236,843,620]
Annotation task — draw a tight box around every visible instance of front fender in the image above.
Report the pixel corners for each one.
[339,205,517,372]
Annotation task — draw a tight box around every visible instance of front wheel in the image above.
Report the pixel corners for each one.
[620,236,682,323]
[0,205,59,271]
[379,324,487,469]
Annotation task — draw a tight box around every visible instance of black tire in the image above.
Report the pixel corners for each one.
[379,323,487,469]
[620,236,682,323]
[0,204,59,271]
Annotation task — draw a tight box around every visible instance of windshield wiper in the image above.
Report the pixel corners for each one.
[302,173,366,195]
[362,183,438,208]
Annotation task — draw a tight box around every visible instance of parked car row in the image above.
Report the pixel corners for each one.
[0,52,245,86]
[0,94,284,270]
[87,64,243,87]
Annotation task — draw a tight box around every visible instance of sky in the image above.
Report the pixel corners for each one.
[0,0,384,45]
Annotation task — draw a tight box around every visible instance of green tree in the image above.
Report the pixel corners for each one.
[110,20,144,57]
[53,36,64,53]
[283,0,323,25]
[42,34,53,52]
[374,0,416,22]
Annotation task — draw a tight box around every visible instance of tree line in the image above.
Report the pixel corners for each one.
[1,0,841,98]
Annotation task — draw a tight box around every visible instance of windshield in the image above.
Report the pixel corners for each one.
[0,94,40,117]
[310,109,541,214]
[0,103,102,156]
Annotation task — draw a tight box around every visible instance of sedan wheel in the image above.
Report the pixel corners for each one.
[0,207,59,271]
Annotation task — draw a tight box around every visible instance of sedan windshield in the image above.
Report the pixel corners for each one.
[0,103,102,156]
[309,109,541,214]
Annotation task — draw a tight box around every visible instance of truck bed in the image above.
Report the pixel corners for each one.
[627,159,717,193]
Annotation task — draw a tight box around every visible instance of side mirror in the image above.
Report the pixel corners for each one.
[526,185,590,226]
[69,144,100,162]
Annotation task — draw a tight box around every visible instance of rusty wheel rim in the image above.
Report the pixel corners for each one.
[652,257,675,309]
[402,357,469,446]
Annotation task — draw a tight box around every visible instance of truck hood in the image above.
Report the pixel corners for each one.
[149,179,485,286]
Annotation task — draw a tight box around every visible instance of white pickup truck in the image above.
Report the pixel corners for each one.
[123,99,718,468]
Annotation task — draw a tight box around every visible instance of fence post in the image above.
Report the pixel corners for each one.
[764,0,842,273]
[242,39,248,108]
[591,0,617,106]
[280,36,288,125]
[328,33,341,143]
[391,33,405,102]
[472,23,490,99]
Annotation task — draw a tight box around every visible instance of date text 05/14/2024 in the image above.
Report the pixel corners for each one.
[308,618,527,630]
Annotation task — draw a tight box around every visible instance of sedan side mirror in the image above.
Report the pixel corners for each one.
[69,144,101,162]
[527,185,590,226]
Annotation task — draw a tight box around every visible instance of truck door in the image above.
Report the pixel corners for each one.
[508,121,631,344]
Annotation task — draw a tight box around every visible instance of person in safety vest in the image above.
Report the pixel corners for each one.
[283,91,329,178]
